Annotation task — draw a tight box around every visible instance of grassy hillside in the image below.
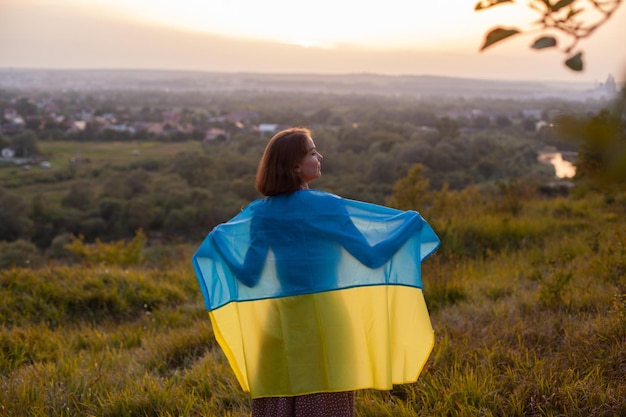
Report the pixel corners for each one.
[1,189,625,416]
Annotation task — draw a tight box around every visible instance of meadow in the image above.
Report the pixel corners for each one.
[0,141,204,202]
[1,184,624,416]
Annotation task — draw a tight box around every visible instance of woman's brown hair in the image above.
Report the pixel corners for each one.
[256,127,312,196]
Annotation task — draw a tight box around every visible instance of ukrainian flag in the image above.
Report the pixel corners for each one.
[193,190,439,398]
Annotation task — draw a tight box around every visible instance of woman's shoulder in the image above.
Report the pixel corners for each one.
[300,189,341,200]
[294,189,343,207]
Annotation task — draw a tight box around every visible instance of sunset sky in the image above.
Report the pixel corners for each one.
[1,0,625,83]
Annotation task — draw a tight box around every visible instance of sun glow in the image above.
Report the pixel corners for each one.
[69,0,537,51]
[286,39,335,49]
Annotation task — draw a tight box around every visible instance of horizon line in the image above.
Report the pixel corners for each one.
[1,67,619,86]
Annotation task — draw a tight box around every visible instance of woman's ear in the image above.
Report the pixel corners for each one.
[294,164,301,174]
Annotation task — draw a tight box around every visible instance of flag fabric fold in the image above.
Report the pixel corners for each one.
[193,190,439,398]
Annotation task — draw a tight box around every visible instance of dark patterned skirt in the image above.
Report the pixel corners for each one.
[252,391,355,417]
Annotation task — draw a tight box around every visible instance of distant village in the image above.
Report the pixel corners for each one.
[1,103,284,144]
[0,91,288,169]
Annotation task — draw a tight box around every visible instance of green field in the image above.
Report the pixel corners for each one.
[1,141,203,195]
[0,141,203,205]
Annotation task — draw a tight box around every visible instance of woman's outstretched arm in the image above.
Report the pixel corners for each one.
[211,214,269,287]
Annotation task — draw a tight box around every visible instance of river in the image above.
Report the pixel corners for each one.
[537,151,576,179]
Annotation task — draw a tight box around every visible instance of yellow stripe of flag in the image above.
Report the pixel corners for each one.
[209,285,434,398]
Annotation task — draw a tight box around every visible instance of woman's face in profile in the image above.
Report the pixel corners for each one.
[296,136,323,187]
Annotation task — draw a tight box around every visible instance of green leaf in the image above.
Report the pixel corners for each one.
[480,27,521,51]
[474,0,514,11]
[552,0,575,12]
[565,52,583,71]
[532,36,557,49]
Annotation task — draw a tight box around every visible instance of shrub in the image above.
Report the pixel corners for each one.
[0,239,42,269]
[47,233,82,264]
[439,217,546,259]
[65,230,147,266]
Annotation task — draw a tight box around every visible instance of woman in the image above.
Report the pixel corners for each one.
[193,127,439,417]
